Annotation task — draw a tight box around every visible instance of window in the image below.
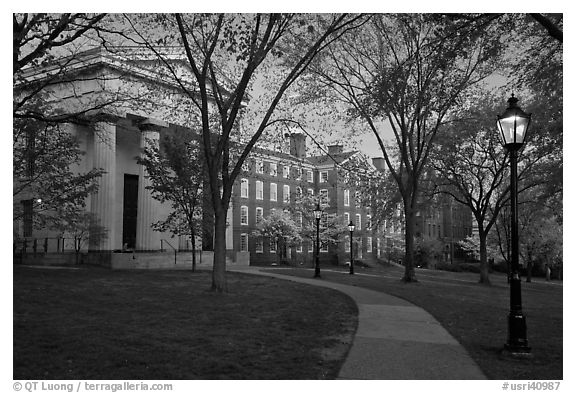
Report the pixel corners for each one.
[377,238,381,255]
[296,212,303,228]
[269,162,277,176]
[320,189,329,205]
[355,214,361,230]
[255,180,263,200]
[320,171,328,183]
[307,188,314,196]
[256,207,263,224]
[307,170,314,183]
[240,206,248,225]
[344,212,350,225]
[256,159,264,174]
[366,215,372,231]
[269,237,276,253]
[344,189,350,206]
[240,233,248,252]
[345,236,350,252]
[283,165,289,179]
[283,185,290,203]
[320,241,328,252]
[270,183,277,201]
[295,167,301,180]
[240,178,249,198]
[321,214,328,229]
[296,241,303,253]
[255,237,263,253]
[367,237,372,253]
[355,190,361,207]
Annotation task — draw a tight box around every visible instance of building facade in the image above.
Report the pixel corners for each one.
[14,46,472,268]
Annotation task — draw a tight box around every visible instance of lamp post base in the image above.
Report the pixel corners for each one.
[505,313,531,356]
[501,345,532,359]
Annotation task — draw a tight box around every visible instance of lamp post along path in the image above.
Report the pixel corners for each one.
[348,221,355,275]
[313,203,322,278]
[497,94,532,355]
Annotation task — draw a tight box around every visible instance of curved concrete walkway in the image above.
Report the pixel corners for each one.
[229,266,486,380]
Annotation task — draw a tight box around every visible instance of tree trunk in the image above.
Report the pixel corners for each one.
[478,232,491,285]
[402,199,417,282]
[211,210,228,292]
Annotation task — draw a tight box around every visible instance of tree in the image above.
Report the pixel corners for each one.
[252,209,301,264]
[431,90,553,284]
[137,130,205,272]
[13,13,108,123]
[49,209,108,264]
[289,192,348,259]
[338,153,402,232]
[13,14,149,241]
[13,118,104,231]
[124,13,367,291]
[415,237,444,268]
[517,187,562,282]
[307,14,501,281]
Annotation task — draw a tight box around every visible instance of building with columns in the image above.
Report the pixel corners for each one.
[14,45,472,268]
[13,47,238,266]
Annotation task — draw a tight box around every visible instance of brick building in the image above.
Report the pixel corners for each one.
[224,135,389,266]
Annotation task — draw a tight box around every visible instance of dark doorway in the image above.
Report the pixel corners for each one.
[122,174,138,250]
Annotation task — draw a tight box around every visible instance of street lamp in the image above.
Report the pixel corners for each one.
[497,94,531,355]
[313,203,323,278]
[348,221,355,274]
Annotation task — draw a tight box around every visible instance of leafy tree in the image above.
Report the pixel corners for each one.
[124,13,367,291]
[431,90,554,284]
[13,118,104,231]
[49,209,108,263]
[415,237,444,268]
[13,13,108,123]
[339,153,402,231]
[252,209,301,264]
[288,192,348,257]
[13,13,146,242]
[137,130,205,272]
[307,14,501,281]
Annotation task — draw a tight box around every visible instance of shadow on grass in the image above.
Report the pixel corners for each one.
[13,266,357,380]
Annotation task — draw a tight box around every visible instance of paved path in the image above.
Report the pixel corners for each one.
[228,266,486,380]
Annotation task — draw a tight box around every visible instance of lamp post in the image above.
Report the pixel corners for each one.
[313,203,322,278]
[496,94,532,355]
[348,221,355,274]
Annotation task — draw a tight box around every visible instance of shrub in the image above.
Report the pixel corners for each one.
[458,262,481,273]
[435,262,462,272]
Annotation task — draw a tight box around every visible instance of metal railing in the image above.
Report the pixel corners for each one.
[160,239,177,264]
[14,237,80,255]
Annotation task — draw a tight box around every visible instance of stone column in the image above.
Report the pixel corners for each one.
[90,121,117,251]
[135,119,166,251]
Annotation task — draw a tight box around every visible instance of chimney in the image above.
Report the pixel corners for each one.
[372,157,385,171]
[289,133,306,158]
[328,144,344,155]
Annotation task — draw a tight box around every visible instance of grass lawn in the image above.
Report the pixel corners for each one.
[269,265,562,380]
[13,266,357,380]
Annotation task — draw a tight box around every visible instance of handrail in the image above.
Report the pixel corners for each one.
[13,237,79,256]
[160,239,178,264]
